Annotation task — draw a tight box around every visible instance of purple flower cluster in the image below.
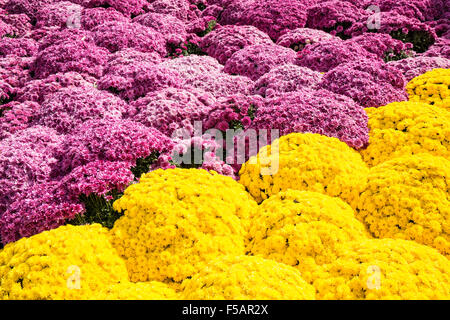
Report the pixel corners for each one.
[91,21,167,56]
[80,7,130,31]
[306,0,368,38]
[250,89,369,150]
[276,27,335,51]
[15,72,97,104]
[253,64,323,97]
[133,12,188,46]
[36,86,128,134]
[348,11,437,53]
[346,33,414,61]
[87,0,148,17]
[220,0,312,40]
[295,38,380,72]
[387,56,450,81]
[31,38,109,79]
[129,87,216,136]
[35,1,83,28]
[54,118,174,175]
[98,63,184,101]
[0,37,38,57]
[0,12,32,37]
[423,38,450,59]
[200,25,273,64]
[318,59,408,108]
[224,44,297,80]
[0,100,40,138]
[146,0,198,22]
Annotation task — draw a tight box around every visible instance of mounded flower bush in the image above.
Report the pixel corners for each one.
[388,56,450,82]
[200,25,273,65]
[224,44,296,81]
[0,224,129,300]
[250,89,369,149]
[36,86,128,134]
[110,168,257,283]
[180,255,316,300]
[276,27,334,51]
[318,59,408,108]
[129,87,216,136]
[295,39,380,72]
[361,101,450,166]
[252,64,323,97]
[356,153,450,257]
[313,239,450,300]
[31,39,109,79]
[93,281,179,300]
[248,190,368,283]
[239,133,369,207]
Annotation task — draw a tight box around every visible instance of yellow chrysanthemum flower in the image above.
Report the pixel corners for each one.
[0,224,129,300]
[247,190,369,283]
[356,153,449,257]
[180,255,315,300]
[406,68,450,110]
[239,133,369,208]
[92,281,178,300]
[361,101,450,166]
[313,239,450,300]
[110,168,257,283]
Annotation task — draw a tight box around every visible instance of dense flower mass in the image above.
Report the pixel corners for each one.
[91,21,167,56]
[406,68,450,109]
[224,44,297,80]
[0,224,129,299]
[248,190,368,283]
[276,27,334,51]
[1,0,450,301]
[31,39,109,79]
[356,153,450,257]
[180,255,316,299]
[313,239,450,300]
[54,118,174,175]
[129,87,216,136]
[295,39,380,72]
[36,86,128,134]
[252,64,323,97]
[250,89,369,149]
[318,59,408,108]
[361,101,450,166]
[388,56,450,81]
[220,0,310,40]
[239,133,369,206]
[200,25,273,65]
[93,281,179,300]
[110,168,257,283]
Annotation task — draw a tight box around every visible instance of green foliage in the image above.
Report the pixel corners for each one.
[390,30,435,53]
[68,190,124,229]
[130,152,160,179]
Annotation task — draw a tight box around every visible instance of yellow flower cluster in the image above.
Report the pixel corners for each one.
[110,168,258,283]
[406,68,449,110]
[92,281,178,300]
[361,101,450,167]
[0,224,129,300]
[313,239,450,300]
[356,153,450,257]
[247,190,369,284]
[239,133,369,207]
[180,255,315,300]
